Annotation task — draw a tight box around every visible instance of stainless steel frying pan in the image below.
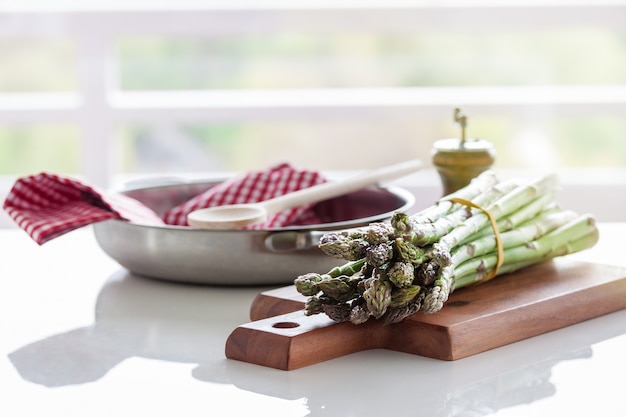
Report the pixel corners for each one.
[93,179,414,285]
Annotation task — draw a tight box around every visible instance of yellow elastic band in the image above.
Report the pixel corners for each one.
[445,197,504,283]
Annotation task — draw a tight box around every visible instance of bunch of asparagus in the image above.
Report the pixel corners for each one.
[294,170,599,325]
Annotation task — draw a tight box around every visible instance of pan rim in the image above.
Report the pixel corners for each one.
[110,182,416,233]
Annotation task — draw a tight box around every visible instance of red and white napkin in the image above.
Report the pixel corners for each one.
[2,172,164,244]
[163,162,325,228]
[3,163,327,245]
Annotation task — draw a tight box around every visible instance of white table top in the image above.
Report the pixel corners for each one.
[2,223,626,417]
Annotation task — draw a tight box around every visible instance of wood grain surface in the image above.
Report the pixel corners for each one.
[225,257,626,370]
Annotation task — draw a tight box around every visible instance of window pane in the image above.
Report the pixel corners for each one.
[474,115,626,169]
[116,115,626,175]
[0,125,80,174]
[0,38,76,92]
[117,30,626,90]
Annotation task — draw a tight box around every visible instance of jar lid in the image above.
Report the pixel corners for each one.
[432,137,494,152]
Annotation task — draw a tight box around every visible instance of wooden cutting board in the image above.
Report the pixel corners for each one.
[225,258,626,370]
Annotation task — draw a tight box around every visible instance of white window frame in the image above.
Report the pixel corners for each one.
[1,1,625,227]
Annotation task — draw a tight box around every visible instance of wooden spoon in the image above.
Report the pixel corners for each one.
[187,159,422,230]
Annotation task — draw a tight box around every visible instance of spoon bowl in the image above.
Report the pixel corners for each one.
[188,204,268,230]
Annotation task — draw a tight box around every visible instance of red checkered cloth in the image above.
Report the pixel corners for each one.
[3,172,164,244]
[3,164,327,244]
[163,162,326,228]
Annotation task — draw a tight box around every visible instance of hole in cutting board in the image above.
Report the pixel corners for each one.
[272,321,300,329]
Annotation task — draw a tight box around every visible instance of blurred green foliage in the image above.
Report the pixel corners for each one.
[0,39,76,91]
[0,126,79,174]
[1,29,625,176]
[117,31,626,89]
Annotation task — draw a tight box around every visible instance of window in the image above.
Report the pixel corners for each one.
[1,1,625,226]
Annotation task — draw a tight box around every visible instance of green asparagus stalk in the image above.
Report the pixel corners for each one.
[458,194,559,245]
[408,170,500,225]
[424,211,597,313]
[394,179,519,247]
[459,229,599,282]
[435,173,559,252]
[363,277,393,319]
[450,209,579,267]
[294,258,365,296]
[452,213,598,288]
[422,265,455,314]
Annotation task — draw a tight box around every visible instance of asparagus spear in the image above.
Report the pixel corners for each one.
[294,258,365,296]
[408,170,500,225]
[450,209,579,267]
[393,179,519,247]
[452,213,599,288]
[434,173,559,253]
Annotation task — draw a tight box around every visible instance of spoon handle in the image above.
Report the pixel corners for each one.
[260,159,422,215]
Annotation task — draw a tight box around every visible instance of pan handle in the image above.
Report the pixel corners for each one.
[264,230,328,252]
